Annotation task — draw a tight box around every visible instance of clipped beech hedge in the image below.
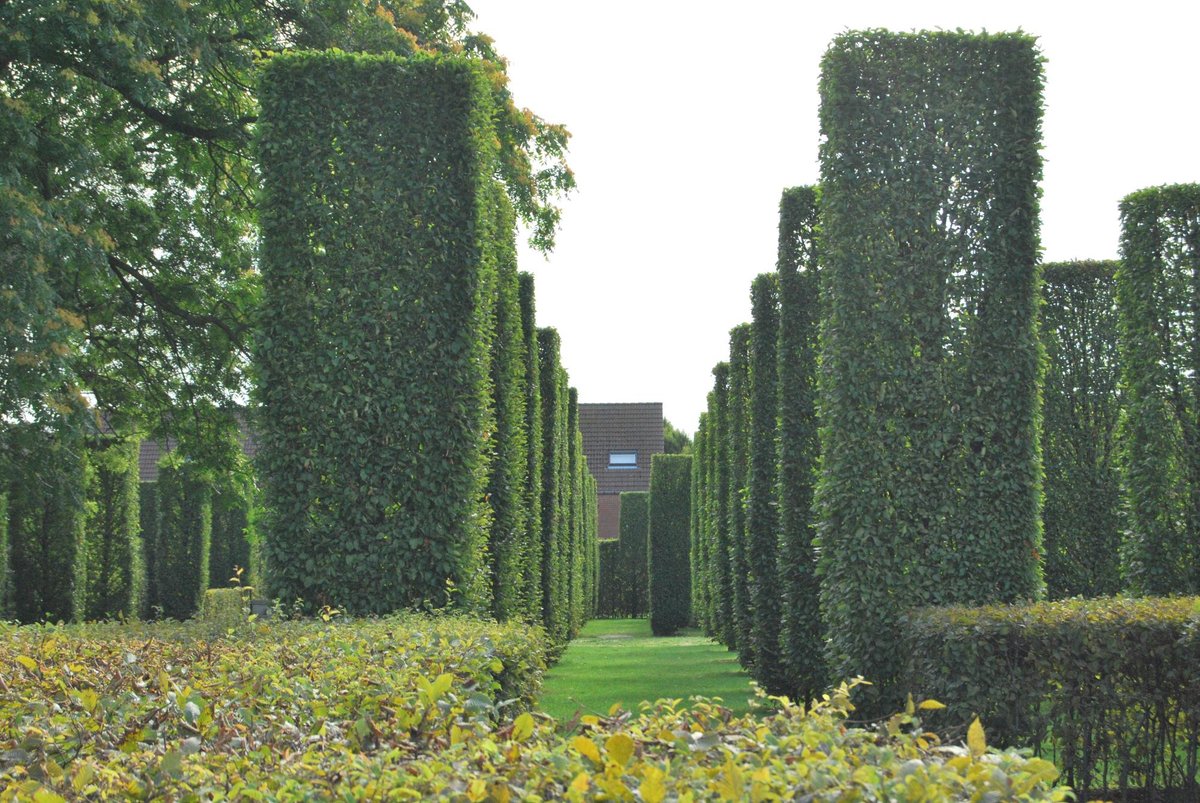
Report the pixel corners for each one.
[518,272,543,623]
[618,491,650,617]
[708,363,733,646]
[817,30,1045,711]
[726,325,752,659]
[1116,184,1200,596]
[905,596,1200,799]
[1040,261,1122,599]
[596,538,625,617]
[257,52,497,614]
[82,435,144,621]
[0,493,10,618]
[649,454,692,636]
[207,483,253,594]
[152,454,212,620]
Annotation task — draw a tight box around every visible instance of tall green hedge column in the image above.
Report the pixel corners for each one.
[1117,185,1200,595]
[649,454,693,636]
[775,187,825,702]
[518,273,543,622]
[817,31,1044,709]
[709,363,733,646]
[257,53,498,614]
[727,325,753,664]
[1041,261,1122,599]
[618,491,650,617]
[83,435,144,620]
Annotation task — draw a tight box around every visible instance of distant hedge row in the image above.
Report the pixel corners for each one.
[649,454,692,635]
[257,52,595,641]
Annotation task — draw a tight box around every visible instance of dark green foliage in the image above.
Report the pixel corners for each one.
[256,53,497,614]
[648,455,693,636]
[1041,261,1123,599]
[709,364,734,646]
[1116,184,1200,595]
[0,493,9,618]
[83,435,144,620]
[905,597,1200,799]
[487,195,529,622]
[7,426,87,623]
[817,31,1045,711]
[726,324,753,663]
[153,454,212,620]
[618,492,650,618]
[537,329,568,643]
[690,419,707,629]
[208,485,253,592]
[663,419,692,454]
[747,273,785,692]
[567,391,585,636]
[775,186,825,702]
[596,539,626,617]
[138,482,158,619]
[518,273,543,623]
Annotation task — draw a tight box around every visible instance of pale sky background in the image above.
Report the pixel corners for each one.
[468,1,1200,435]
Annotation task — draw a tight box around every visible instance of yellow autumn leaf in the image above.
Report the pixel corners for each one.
[967,717,987,757]
[605,732,635,766]
[569,772,590,794]
[608,702,623,716]
[918,699,946,711]
[511,712,534,743]
[466,778,487,802]
[488,781,511,803]
[15,655,38,672]
[639,766,667,803]
[571,736,601,764]
[580,715,600,727]
[714,756,744,800]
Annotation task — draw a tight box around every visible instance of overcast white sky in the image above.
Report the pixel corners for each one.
[468,1,1200,435]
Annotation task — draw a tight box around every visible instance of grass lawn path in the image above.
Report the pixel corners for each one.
[538,618,755,721]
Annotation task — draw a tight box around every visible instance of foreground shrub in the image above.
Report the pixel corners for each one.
[905,596,1200,799]
[1,668,1070,801]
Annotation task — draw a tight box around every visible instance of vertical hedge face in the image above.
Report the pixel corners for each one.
[775,186,825,701]
[817,31,1044,709]
[597,538,625,616]
[747,273,784,692]
[649,454,693,636]
[536,328,565,639]
[1040,261,1123,599]
[208,485,252,591]
[8,427,87,623]
[153,454,212,620]
[690,418,708,630]
[0,493,9,618]
[1117,184,1200,595]
[138,481,158,618]
[518,272,543,622]
[487,194,529,621]
[709,363,733,645]
[726,324,753,663]
[567,390,585,636]
[618,491,650,617]
[256,53,497,614]
[83,436,144,620]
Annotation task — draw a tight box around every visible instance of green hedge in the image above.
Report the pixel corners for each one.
[649,454,693,636]
[905,597,1200,799]
[7,426,87,623]
[137,481,158,619]
[152,453,212,620]
[708,362,733,646]
[83,435,144,620]
[0,493,9,618]
[726,324,752,662]
[567,390,585,637]
[487,193,529,622]
[518,272,543,623]
[536,328,567,643]
[618,491,650,618]
[747,273,785,692]
[256,52,497,614]
[690,416,708,629]
[596,538,624,617]
[1116,184,1200,595]
[776,186,825,702]
[817,30,1045,711]
[1040,261,1122,599]
[208,483,253,593]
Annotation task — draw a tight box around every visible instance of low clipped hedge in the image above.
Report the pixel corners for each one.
[904,596,1200,799]
[1,636,1071,802]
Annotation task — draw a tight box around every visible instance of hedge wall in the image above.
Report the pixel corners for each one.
[83,435,144,620]
[747,273,785,692]
[775,186,825,702]
[726,324,753,662]
[690,416,708,630]
[817,30,1045,710]
[618,491,650,618]
[138,481,158,619]
[596,538,624,617]
[0,493,9,618]
[649,454,693,636]
[708,363,733,645]
[1040,261,1123,599]
[256,52,497,614]
[487,193,529,622]
[1116,184,1200,595]
[518,272,543,623]
[208,483,253,592]
[566,390,585,637]
[905,597,1200,799]
[153,453,212,620]
[7,426,87,623]
[536,328,566,641]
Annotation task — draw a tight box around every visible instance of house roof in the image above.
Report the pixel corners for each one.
[138,430,258,483]
[578,402,664,495]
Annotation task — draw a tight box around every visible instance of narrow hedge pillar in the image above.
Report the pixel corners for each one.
[690,416,709,631]
[776,186,825,702]
[567,389,585,636]
[649,454,693,636]
[727,324,753,664]
[618,491,650,617]
[1041,261,1122,599]
[709,363,733,646]
[1117,184,1200,595]
[597,538,623,616]
[518,273,543,622]
[83,435,144,620]
[0,492,10,618]
[154,454,212,620]
[817,30,1044,710]
[208,483,253,591]
[257,53,498,614]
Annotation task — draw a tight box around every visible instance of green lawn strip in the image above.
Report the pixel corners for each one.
[538,617,755,721]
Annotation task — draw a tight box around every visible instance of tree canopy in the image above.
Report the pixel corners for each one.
[0,0,573,466]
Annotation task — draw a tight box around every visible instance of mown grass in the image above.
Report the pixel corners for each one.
[538,617,755,721]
